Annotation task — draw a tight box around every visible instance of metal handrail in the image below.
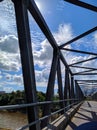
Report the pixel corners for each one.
[18,100,82,130]
[0,98,78,110]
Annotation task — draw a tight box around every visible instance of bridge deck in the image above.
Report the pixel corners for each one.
[65,101,97,130]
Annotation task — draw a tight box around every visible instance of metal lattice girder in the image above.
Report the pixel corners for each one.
[64,0,97,12]
[80,83,97,85]
[12,0,40,130]
[64,68,72,108]
[60,26,97,48]
[74,73,97,75]
[57,58,64,113]
[78,82,97,84]
[70,65,97,75]
[71,76,75,98]
[77,80,97,82]
[60,53,72,75]
[78,85,97,87]
[28,0,72,75]
[70,65,97,70]
[42,50,59,128]
[61,48,97,56]
[73,69,97,75]
[75,81,84,99]
[69,56,97,66]
[75,81,79,99]
[64,68,69,99]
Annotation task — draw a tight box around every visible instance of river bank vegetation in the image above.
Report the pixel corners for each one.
[0,90,46,106]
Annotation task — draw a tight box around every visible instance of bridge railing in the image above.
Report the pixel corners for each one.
[92,92,97,100]
[0,98,82,130]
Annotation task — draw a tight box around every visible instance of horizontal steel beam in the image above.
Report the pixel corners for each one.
[78,82,97,84]
[77,80,97,82]
[61,48,97,56]
[64,0,97,12]
[80,85,97,87]
[69,56,97,66]
[60,26,97,48]
[73,69,96,75]
[70,65,97,70]
[74,73,97,75]
[78,83,97,86]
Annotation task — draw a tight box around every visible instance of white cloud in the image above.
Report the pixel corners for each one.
[0,84,3,91]
[0,51,20,71]
[35,69,50,87]
[0,73,23,93]
[12,74,23,86]
[0,81,14,93]
[0,35,21,71]
[34,39,53,68]
[0,75,2,79]
[0,71,2,79]
[4,73,12,80]
[0,35,19,53]
[0,0,16,35]
[54,24,73,45]
[56,0,65,11]
[94,32,97,45]
[36,68,50,81]
[3,87,14,93]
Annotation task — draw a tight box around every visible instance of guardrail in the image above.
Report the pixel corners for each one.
[0,98,81,130]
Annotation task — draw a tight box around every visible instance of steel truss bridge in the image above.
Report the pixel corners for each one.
[0,0,97,130]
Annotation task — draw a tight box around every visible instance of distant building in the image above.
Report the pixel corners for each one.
[0,91,5,94]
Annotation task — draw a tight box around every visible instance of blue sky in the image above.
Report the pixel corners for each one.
[0,0,97,95]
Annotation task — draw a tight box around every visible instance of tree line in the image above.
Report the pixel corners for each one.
[0,90,46,106]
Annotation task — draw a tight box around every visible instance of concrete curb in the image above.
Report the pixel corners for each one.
[42,102,83,130]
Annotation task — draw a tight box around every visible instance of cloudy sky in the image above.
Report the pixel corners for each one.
[0,0,97,95]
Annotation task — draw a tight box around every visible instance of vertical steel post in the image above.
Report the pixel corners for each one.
[71,76,75,102]
[68,74,72,107]
[57,58,64,114]
[78,83,84,100]
[64,68,68,107]
[64,68,71,109]
[75,81,79,100]
[12,0,39,129]
[75,81,84,101]
[42,50,59,128]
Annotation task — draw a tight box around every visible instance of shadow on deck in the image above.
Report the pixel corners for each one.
[65,101,97,130]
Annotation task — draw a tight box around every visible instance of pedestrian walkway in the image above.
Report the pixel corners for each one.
[65,101,97,130]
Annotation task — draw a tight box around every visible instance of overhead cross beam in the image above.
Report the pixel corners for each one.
[60,26,97,48]
[80,85,97,87]
[78,83,97,85]
[74,73,97,75]
[69,56,97,66]
[64,0,97,12]
[61,48,97,56]
[77,80,97,82]
[70,65,97,70]
[73,69,96,75]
